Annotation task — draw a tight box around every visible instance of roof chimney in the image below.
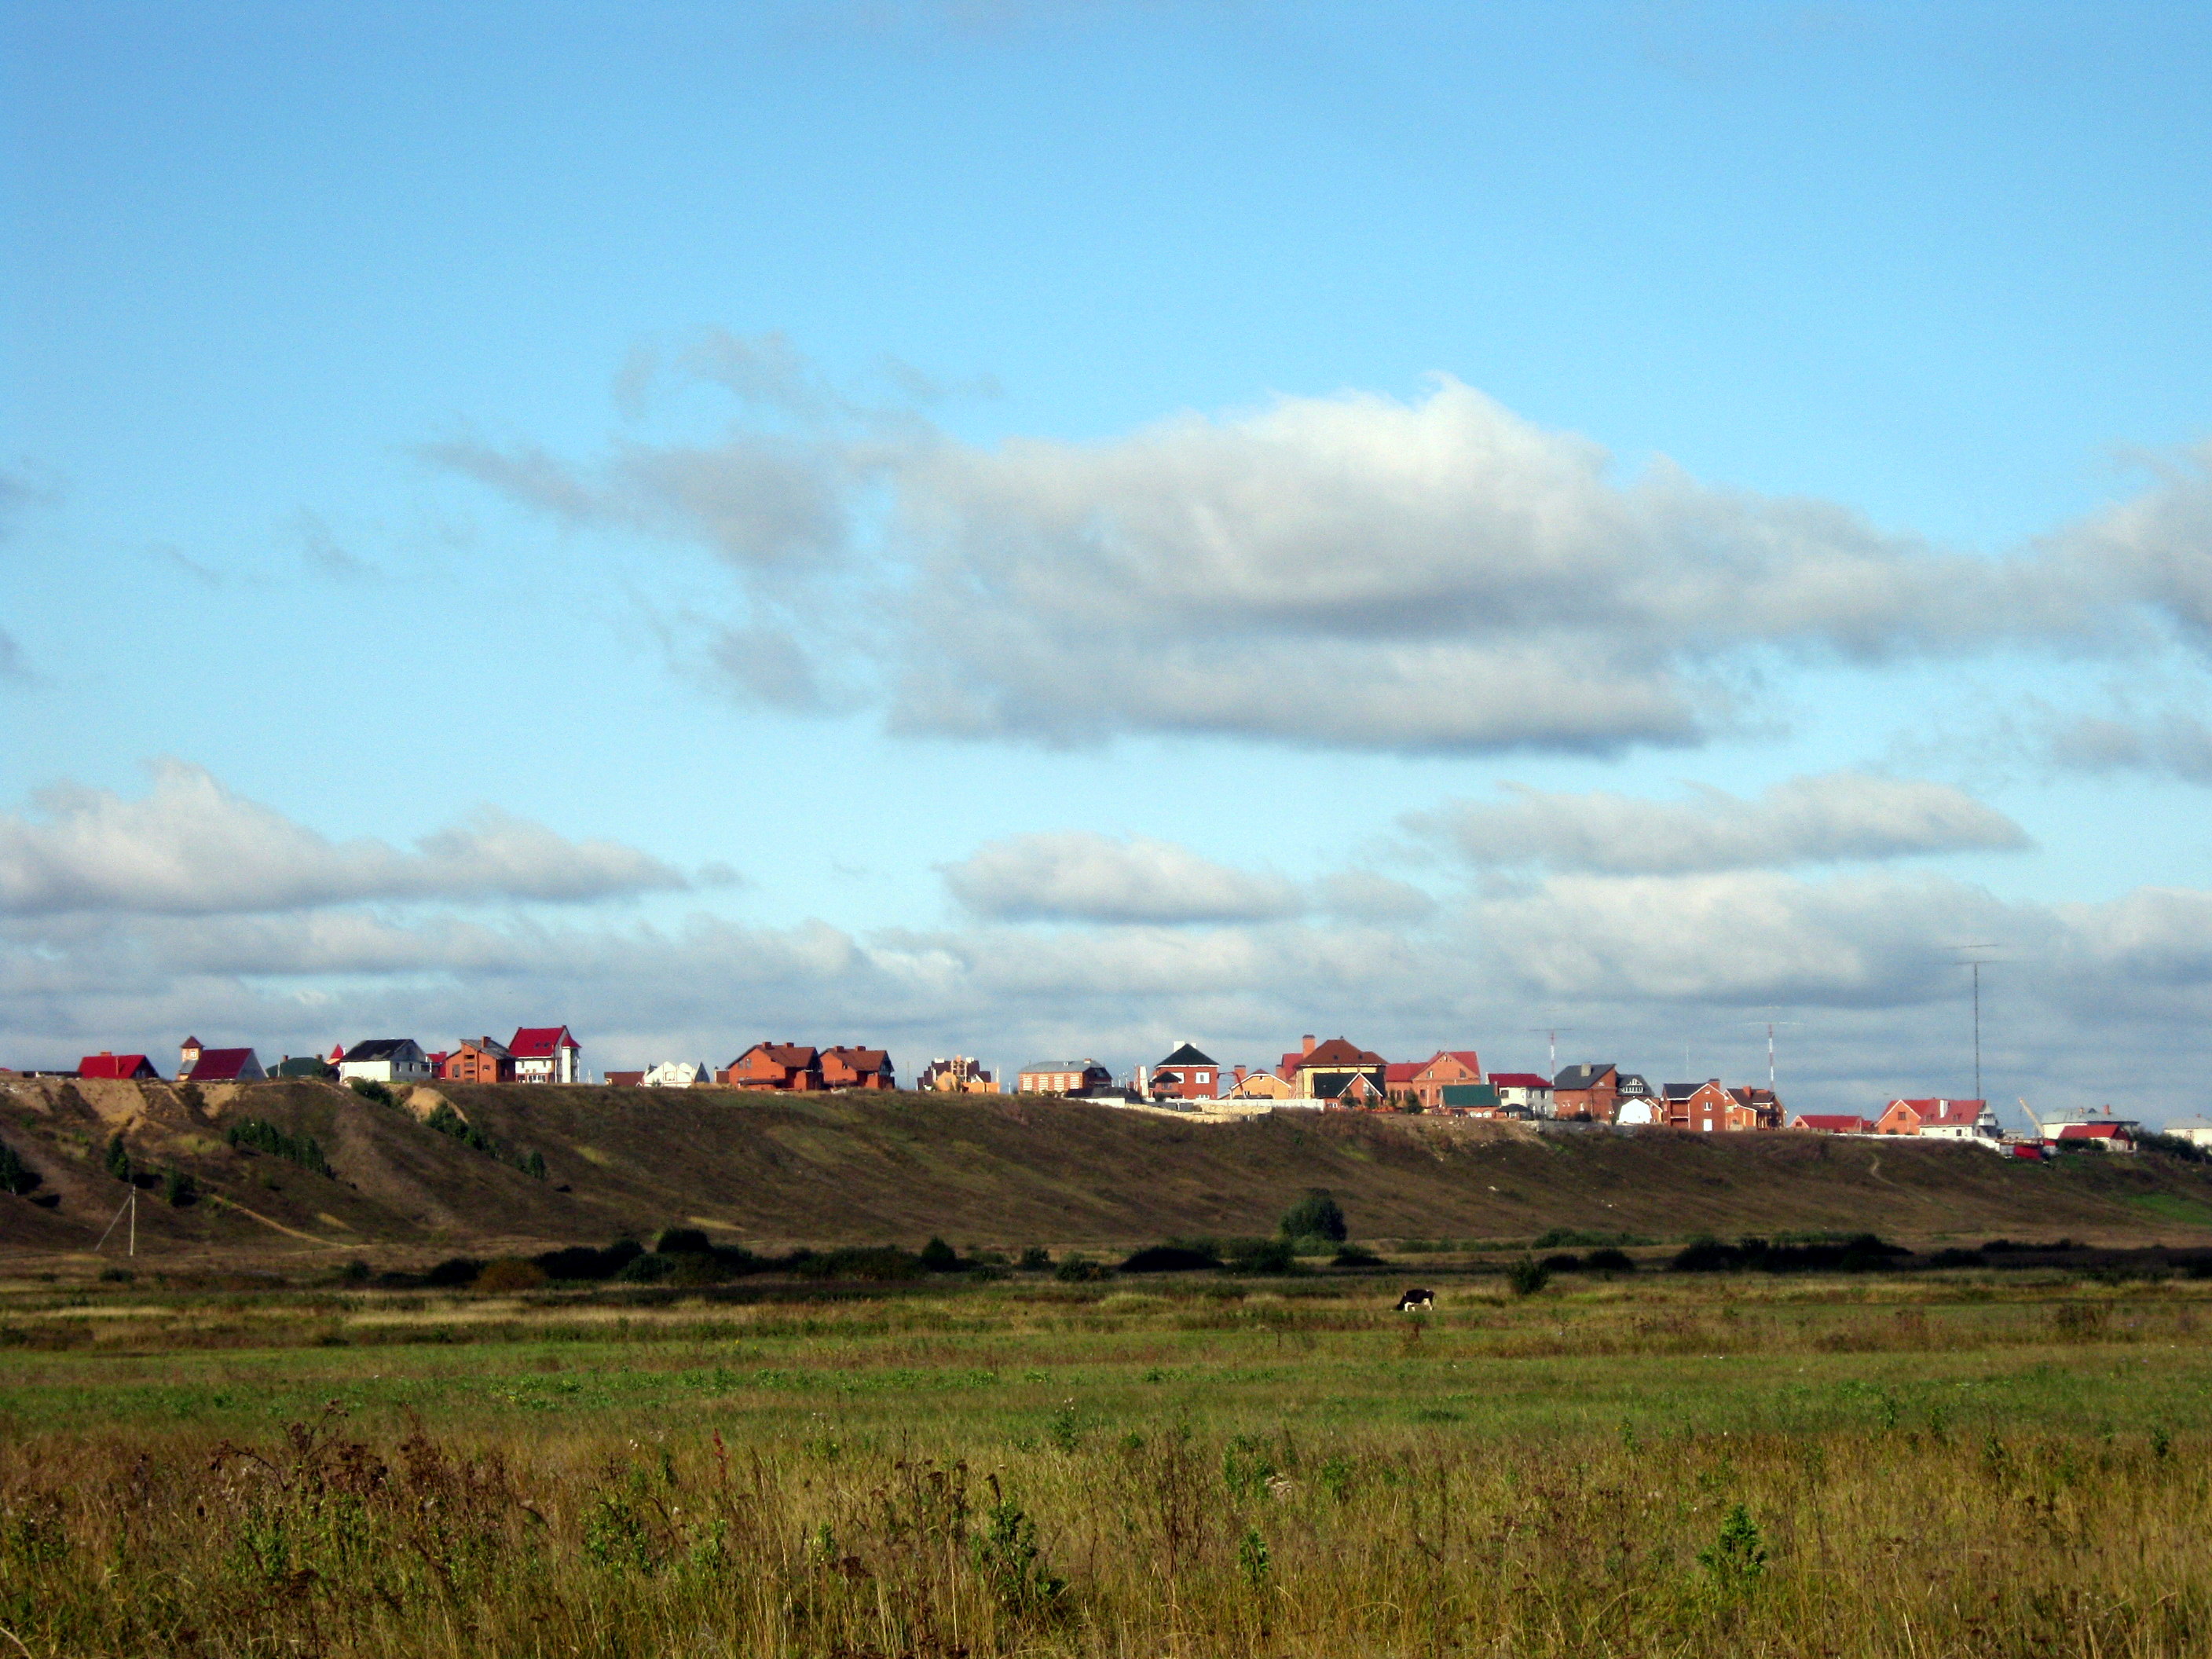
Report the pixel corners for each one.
[1234,1065,1247,1083]
[1302,1035,1316,1055]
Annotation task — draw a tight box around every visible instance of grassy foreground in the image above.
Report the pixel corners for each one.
[4,1264,2211,1657]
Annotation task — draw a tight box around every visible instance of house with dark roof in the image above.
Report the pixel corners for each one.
[78,1052,159,1081]
[726,1043,822,1091]
[1552,1064,1654,1122]
[338,1038,433,1086]
[178,1038,265,1083]
[510,1026,581,1084]
[1017,1059,1115,1097]
[1150,1042,1221,1100]
[1290,1037,1388,1104]
[1662,1080,1779,1132]
[821,1046,897,1090]
[271,1054,337,1080]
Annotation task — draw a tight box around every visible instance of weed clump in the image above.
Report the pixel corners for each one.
[1122,1243,1223,1273]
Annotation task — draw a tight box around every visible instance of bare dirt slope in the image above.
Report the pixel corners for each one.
[4,1077,2210,1255]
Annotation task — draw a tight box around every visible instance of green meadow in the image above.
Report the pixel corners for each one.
[5,1262,2212,1656]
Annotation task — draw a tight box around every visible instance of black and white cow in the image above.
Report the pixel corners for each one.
[1397,1287,1434,1312]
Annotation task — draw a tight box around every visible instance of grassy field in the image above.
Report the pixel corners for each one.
[5,1253,2212,1656]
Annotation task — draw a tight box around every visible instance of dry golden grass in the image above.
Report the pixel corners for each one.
[3,1268,2212,1654]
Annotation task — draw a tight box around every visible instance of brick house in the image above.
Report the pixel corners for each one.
[509,1026,582,1085]
[1151,1042,1222,1101]
[1664,1080,1778,1132]
[820,1046,897,1090]
[441,1036,515,1085]
[2056,1120,2137,1152]
[1790,1112,1873,1133]
[1552,1064,1655,1122]
[79,1052,159,1081]
[1874,1098,1998,1140]
[1403,1050,1484,1111]
[1017,1059,1114,1097]
[725,1044,822,1091]
[1288,1037,1388,1101]
[604,1071,646,1088]
[1225,1068,1293,1100]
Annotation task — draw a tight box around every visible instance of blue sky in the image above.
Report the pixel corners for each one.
[6,2,2212,1118]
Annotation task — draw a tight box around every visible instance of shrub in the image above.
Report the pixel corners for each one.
[1225,1238,1299,1275]
[616,1252,676,1284]
[535,1240,644,1281]
[1503,1254,1551,1296]
[475,1257,548,1292]
[423,1257,483,1287]
[1018,1245,1052,1270]
[653,1227,712,1255]
[1121,1243,1223,1273]
[335,1258,372,1284]
[1540,1251,1584,1273]
[1279,1188,1348,1243]
[161,1168,198,1207]
[225,1118,332,1177]
[103,1131,133,1184]
[1332,1243,1382,1266]
[1053,1253,1111,1283]
[1533,1227,1654,1249]
[0,1140,39,1196]
[919,1236,961,1272]
[792,1247,926,1281]
[347,1078,397,1106]
[1586,1247,1635,1274]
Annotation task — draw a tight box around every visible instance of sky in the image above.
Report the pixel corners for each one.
[5,1,2212,1122]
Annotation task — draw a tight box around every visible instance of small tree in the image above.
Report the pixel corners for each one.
[104,1131,134,1184]
[1279,1188,1347,1243]
[920,1236,961,1273]
[162,1168,198,1207]
[1504,1254,1551,1297]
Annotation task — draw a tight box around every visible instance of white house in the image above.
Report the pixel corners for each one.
[1488,1072,1555,1117]
[640,1060,714,1088]
[2163,1116,2212,1148]
[337,1038,433,1085]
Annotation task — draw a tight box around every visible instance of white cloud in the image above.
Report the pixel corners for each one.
[0,761,690,917]
[941,831,1305,924]
[433,368,2212,756]
[1409,771,2028,874]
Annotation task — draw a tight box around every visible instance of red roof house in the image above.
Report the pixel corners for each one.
[508,1026,581,1084]
[2057,1121,2137,1152]
[178,1038,265,1083]
[1789,1112,1873,1134]
[79,1052,159,1081]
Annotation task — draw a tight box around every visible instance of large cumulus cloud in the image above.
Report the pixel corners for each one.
[432,362,2212,755]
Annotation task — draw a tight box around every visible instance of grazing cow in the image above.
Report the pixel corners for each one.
[1397,1287,1434,1312]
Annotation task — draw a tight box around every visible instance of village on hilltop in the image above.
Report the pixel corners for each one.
[16,1025,2167,1159]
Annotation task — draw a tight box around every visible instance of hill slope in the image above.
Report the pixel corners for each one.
[4,1078,2210,1255]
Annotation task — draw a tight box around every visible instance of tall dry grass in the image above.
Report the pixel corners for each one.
[4,1403,2207,1657]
